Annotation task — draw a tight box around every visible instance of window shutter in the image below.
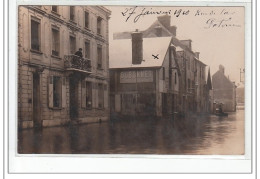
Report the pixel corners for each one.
[62,77,66,108]
[81,80,86,108]
[48,76,54,108]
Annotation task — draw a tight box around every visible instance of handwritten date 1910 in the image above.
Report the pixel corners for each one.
[121,7,189,23]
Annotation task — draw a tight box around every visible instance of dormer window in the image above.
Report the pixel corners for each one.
[70,6,75,21]
[85,11,89,28]
[52,6,58,13]
[97,16,102,35]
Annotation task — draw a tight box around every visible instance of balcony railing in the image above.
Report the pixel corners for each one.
[64,54,91,73]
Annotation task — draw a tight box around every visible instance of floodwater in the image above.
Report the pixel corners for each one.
[18,110,244,154]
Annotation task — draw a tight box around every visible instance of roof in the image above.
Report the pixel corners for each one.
[109,36,172,69]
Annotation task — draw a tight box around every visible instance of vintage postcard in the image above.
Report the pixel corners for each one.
[9,1,253,174]
[17,5,245,154]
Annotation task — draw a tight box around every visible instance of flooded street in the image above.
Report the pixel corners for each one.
[18,110,244,155]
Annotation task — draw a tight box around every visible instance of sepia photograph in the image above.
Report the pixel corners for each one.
[17,5,245,155]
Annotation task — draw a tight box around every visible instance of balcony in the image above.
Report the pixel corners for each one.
[64,55,92,74]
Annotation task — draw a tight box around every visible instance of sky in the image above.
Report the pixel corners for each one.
[105,6,245,84]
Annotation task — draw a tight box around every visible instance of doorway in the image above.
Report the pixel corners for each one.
[33,73,41,127]
[69,77,78,120]
[162,93,168,116]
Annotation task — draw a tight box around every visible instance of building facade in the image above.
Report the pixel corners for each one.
[18,6,111,128]
[112,15,208,117]
[212,65,237,112]
[110,33,179,118]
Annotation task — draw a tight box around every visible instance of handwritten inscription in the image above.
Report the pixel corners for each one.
[205,17,241,29]
[152,54,159,59]
[121,6,189,23]
[121,7,241,29]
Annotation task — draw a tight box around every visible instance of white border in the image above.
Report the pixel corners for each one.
[7,0,254,174]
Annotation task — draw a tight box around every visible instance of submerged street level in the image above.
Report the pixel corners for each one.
[18,109,244,155]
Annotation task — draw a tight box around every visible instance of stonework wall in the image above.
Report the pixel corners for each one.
[18,6,111,128]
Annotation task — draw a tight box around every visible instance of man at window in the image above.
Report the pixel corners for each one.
[75,48,83,58]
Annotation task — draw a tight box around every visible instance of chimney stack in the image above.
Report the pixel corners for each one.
[169,26,177,36]
[157,15,171,29]
[219,65,225,74]
[131,29,143,64]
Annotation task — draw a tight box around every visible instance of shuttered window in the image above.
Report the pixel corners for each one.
[97,45,102,69]
[69,36,76,54]
[48,76,66,108]
[52,6,58,13]
[85,11,89,28]
[86,82,92,108]
[97,17,102,35]
[31,19,40,51]
[85,41,90,59]
[70,6,75,21]
[52,28,60,56]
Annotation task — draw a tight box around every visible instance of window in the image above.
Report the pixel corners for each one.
[84,11,89,28]
[70,6,75,21]
[31,19,40,51]
[98,83,104,108]
[52,6,58,13]
[69,36,76,54]
[97,45,102,69]
[97,17,102,35]
[52,28,60,56]
[175,72,177,84]
[200,67,202,78]
[86,82,92,108]
[162,67,165,80]
[53,76,62,108]
[85,41,90,59]
[187,58,190,70]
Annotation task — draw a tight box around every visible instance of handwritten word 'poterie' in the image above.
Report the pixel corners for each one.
[205,17,241,29]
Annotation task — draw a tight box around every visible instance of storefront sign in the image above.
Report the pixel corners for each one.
[120,70,153,83]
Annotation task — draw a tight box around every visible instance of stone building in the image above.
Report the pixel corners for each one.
[112,15,208,116]
[212,65,237,112]
[18,6,111,128]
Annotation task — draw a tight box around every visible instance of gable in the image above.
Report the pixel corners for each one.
[212,71,234,89]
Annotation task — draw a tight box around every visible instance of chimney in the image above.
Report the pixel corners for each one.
[180,40,192,50]
[155,25,162,37]
[169,26,177,36]
[131,29,143,64]
[157,15,171,29]
[195,52,200,59]
[219,65,225,74]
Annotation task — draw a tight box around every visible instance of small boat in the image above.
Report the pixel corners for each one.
[215,107,228,117]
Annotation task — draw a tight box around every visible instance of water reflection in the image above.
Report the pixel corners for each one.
[18,110,244,154]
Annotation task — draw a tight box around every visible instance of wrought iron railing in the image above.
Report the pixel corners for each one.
[64,54,91,72]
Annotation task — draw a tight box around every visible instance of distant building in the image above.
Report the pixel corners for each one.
[18,6,111,128]
[110,15,208,117]
[212,65,237,112]
[206,68,213,113]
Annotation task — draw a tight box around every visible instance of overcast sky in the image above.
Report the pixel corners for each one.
[105,6,244,84]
